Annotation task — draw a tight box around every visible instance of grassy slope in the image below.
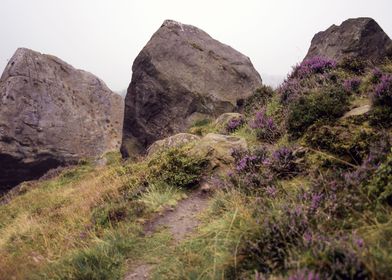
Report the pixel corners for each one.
[1,58,392,280]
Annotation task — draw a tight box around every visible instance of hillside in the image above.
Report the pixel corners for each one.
[0,54,391,279]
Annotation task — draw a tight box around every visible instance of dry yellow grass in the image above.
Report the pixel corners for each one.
[0,163,132,279]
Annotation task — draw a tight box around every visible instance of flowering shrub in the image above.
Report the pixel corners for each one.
[229,147,273,191]
[291,56,337,79]
[343,77,361,92]
[370,73,392,127]
[372,74,392,106]
[226,117,244,133]
[268,147,300,178]
[370,68,383,84]
[279,78,302,103]
[250,109,280,143]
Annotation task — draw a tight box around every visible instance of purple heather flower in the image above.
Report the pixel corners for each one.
[343,77,361,92]
[250,109,280,142]
[265,186,277,197]
[371,67,383,84]
[226,117,244,133]
[310,193,324,212]
[293,56,337,79]
[373,74,392,106]
[355,237,364,248]
[303,231,313,246]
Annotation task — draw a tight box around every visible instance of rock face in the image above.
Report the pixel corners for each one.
[121,20,262,156]
[0,48,124,191]
[304,18,392,62]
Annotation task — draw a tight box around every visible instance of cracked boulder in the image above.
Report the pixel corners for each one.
[0,48,124,192]
[121,20,262,156]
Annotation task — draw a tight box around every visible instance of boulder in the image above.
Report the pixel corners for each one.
[0,48,124,191]
[121,20,262,156]
[304,18,392,62]
[147,133,200,156]
[189,133,247,174]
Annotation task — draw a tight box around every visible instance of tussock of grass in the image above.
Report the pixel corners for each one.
[139,182,187,212]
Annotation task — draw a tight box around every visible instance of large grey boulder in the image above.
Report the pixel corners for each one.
[304,18,392,62]
[121,20,262,156]
[0,48,124,191]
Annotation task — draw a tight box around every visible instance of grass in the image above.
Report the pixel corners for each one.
[151,189,257,279]
[0,148,206,279]
[139,182,187,212]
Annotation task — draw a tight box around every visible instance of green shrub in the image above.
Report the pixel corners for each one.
[369,103,392,128]
[339,57,367,74]
[287,86,349,138]
[243,85,274,115]
[367,150,392,206]
[147,147,208,188]
[304,121,379,164]
[91,199,146,228]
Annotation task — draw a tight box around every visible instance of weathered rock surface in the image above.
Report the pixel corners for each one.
[121,20,262,156]
[189,133,247,175]
[305,18,392,62]
[147,133,200,156]
[0,48,124,191]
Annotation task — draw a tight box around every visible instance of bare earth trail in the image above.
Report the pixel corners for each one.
[124,190,210,280]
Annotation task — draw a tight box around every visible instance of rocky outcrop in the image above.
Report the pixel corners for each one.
[189,133,247,175]
[147,133,200,156]
[0,48,124,191]
[304,18,392,62]
[121,20,262,156]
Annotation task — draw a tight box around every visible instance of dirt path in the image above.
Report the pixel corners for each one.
[124,190,210,280]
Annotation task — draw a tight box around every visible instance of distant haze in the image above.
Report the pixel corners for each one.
[1,0,391,91]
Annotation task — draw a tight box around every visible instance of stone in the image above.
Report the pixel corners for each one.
[189,133,248,175]
[304,18,392,62]
[0,48,124,191]
[147,133,200,156]
[121,20,262,156]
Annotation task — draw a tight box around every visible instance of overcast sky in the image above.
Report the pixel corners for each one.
[1,0,391,91]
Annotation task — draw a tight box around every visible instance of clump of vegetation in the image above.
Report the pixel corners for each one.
[225,116,244,133]
[243,85,275,114]
[287,85,349,138]
[291,56,337,79]
[147,146,208,188]
[343,77,362,92]
[304,120,380,165]
[249,108,281,143]
[339,56,367,74]
[368,71,392,127]
[367,149,392,206]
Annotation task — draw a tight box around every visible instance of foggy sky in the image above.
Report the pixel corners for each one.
[1,0,391,91]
